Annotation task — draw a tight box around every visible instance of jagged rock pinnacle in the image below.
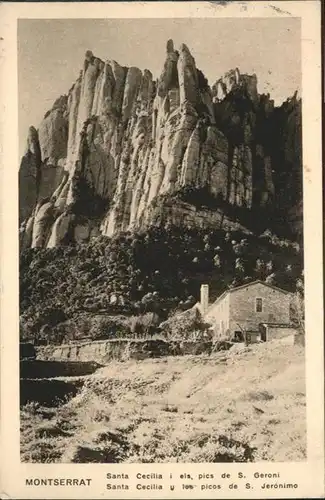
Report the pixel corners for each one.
[166,39,174,53]
[19,40,302,247]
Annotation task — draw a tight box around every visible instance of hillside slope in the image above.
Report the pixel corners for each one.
[19,227,303,343]
[21,339,306,463]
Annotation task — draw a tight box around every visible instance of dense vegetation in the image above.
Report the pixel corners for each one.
[20,226,303,343]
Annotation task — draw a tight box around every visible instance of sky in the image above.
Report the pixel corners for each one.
[18,18,301,157]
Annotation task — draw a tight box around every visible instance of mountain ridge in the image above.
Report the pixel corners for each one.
[19,40,302,249]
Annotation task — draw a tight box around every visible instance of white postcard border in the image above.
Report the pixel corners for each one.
[0,2,323,499]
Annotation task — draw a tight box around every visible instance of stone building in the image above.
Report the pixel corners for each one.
[197,280,295,341]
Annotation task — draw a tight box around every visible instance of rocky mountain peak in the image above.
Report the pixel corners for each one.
[25,126,41,155]
[166,39,175,53]
[19,40,302,249]
[212,67,258,103]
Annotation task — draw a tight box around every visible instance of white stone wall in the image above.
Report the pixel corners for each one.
[205,293,230,337]
[266,326,297,341]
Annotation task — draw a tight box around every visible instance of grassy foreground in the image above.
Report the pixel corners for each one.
[21,339,305,463]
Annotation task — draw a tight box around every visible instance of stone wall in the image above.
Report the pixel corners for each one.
[228,283,292,333]
[265,325,297,341]
[205,293,230,337]
[37,338,213,363]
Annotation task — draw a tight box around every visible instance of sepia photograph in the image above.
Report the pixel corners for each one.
[18,15,307,465]
[0,1,323,497]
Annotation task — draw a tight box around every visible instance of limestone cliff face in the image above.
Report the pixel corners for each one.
[19,126,42,224]
[19,41,302,247]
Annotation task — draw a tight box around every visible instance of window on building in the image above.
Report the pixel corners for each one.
[255,298,263,313]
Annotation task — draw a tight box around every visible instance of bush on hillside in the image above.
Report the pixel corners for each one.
[159,307,212,341]
[20,226,303,343]
[290,273,305,332]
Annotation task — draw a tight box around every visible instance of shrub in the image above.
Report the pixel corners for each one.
[89,315,131,340]
[159,307,211,341]
[20,226,303,344]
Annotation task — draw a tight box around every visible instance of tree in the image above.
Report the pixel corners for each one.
[141,292,158,312]
[266,260,273,273]
[291,273,304,333]
[265,273,276,285]
[235,258,245,275]
[255,259,265,279]
[213,254,221,268]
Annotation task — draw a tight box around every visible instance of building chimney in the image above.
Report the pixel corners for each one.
[200,284,209,315]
